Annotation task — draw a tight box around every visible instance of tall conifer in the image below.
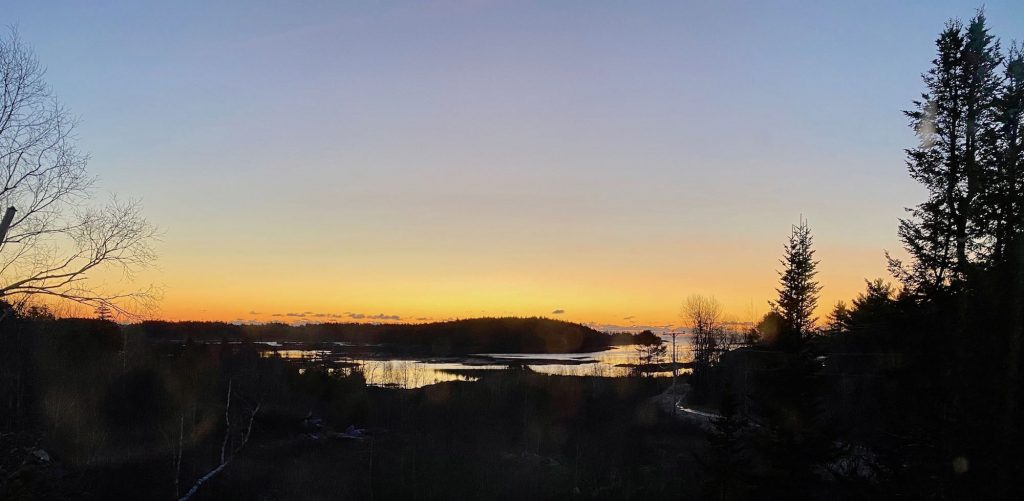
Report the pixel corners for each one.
[894,13,1001,291]
[770,217,822,343]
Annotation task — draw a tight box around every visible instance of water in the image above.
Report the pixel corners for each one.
[257,336,692,389]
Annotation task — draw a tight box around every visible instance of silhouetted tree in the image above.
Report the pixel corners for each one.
[984,42,1024,497]
[824,301,851,335]
[891,13,1002,292]
[749,311,783,346]
[95,304,113,322]
[24,304,54,321]
[769,218,821,347]
[0,30,157,316]
[849,279,895,318]
[836,279,900,349]
[633,336,667,376]
[983,44,1024,264]
[683,294,727,391]
[881,12,1024,498]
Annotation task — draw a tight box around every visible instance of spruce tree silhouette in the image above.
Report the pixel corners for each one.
[769,217,821,350]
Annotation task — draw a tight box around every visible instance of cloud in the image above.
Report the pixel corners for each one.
[261,311,412,322]
[249,310,260,315]
[343,312,401,321]
[584,322,679,334]
[721,320,754,328]
[623,315,636,321]
[551,309,565,315]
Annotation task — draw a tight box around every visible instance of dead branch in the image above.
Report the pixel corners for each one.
[178,379,261,501]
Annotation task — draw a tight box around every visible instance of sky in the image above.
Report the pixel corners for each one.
[5,0,1024,329]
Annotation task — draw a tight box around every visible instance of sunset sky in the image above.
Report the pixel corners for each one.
[8,1,1024,329]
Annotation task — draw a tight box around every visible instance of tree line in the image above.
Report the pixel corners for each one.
[684,11,1024,499]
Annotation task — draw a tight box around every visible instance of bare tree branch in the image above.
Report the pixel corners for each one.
[682,294,729,377]
[0,29,158,318]
[178,379,260,501]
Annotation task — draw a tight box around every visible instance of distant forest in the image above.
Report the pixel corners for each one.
[125,317,658,355]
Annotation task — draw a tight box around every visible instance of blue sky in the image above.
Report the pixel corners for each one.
[6,1,1023,325]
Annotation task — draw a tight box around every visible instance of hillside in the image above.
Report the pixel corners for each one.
[126,317,647,355]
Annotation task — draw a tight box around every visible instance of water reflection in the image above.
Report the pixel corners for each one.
[358,360,496,388]
[259,340,691,389]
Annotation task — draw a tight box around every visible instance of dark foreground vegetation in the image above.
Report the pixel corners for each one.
[681,11,1024,500]
[0,316,698,500]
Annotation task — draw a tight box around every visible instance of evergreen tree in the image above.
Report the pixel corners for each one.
[893,13,1002,292]
[750,311,784,345]
[845,279,898,337]
[754,219,831,499]
[985,43,1024,498]
[770,217,822,345]
[962,12,1002,222]
[984,44,1024,264]
[825,301,851,335]
[95,304,113,321]
[887,14,1023,497]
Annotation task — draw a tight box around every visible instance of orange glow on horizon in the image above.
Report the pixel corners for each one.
[111,233,896,331]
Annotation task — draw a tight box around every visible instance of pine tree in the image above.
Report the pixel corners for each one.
[962,12,1002,216]
[986,43,1024,499]
[770,217,822,345]
[888,15,1022,496]
[894,13,1002,292]
[95,304,112,321]
[984,44,1024,264]
[825,301,851,335]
